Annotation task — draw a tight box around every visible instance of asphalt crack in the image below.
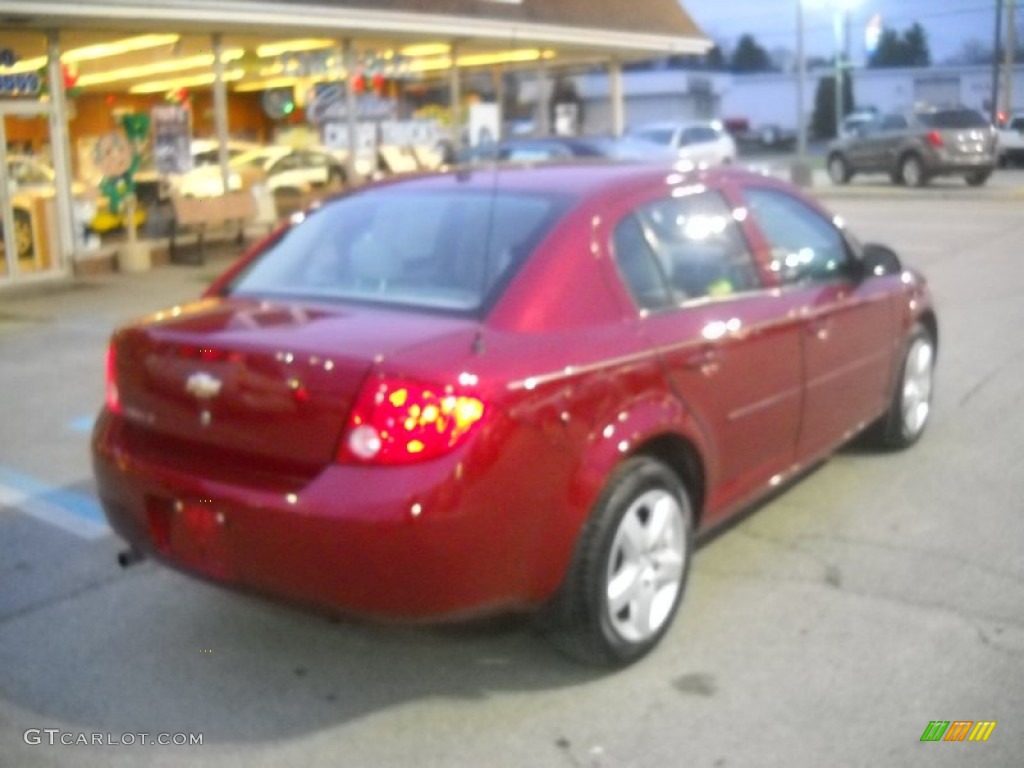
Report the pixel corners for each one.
[0,568,137,627]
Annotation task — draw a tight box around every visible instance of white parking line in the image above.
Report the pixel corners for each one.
[0,470,109,540]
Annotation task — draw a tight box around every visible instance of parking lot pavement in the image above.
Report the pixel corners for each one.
[1,199,1022,767]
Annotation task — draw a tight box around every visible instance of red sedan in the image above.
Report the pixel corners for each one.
[92,164,937,666]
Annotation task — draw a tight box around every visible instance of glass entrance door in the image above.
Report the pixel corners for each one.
[1,102,67,283]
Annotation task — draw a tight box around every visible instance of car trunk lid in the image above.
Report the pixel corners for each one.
[112,296,478,469]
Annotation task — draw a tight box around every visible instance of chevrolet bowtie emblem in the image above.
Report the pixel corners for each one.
[186,372,223,400]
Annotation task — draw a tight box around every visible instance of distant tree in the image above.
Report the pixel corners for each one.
[664,43,727,71]
[904,23,931,66]
[706,44,727,71]
[811,73,855,139]
[623,59,657,72]
[949,38,995,65]
[869,23,931,68]
[731,34,773,73]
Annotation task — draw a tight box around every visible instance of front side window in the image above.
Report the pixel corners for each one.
[612,191,760,310]
[228,188,570,314]
[880,115,908,131]
[743,187,851,285]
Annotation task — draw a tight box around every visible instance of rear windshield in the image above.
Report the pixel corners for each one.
[918,109,989,129]
[227,187,571,314]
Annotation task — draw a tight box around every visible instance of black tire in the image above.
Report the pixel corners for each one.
[965,169,992,187]
[540,457,694,667]
[899,154,929,187]
[827,153,852,185]
[867,323,935,449]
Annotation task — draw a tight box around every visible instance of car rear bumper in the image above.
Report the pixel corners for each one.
[928,151,995,175]
[92,411,569,620]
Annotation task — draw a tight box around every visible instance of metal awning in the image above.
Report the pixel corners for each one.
[1,0,710,60]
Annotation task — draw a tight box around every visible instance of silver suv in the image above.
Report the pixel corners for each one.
[826,106,997,187]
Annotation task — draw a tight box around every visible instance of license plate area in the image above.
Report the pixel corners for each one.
[146,496,233,579]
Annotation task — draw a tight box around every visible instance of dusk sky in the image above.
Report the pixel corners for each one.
[682,0,1011,64]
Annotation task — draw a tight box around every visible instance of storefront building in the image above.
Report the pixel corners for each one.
[0,0,707,286]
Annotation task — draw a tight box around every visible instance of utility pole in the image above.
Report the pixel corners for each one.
[1004,0,1016,118]
[991,0,1004,124]
[792,0,812,186]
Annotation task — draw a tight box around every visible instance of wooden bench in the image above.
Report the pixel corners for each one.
[169,190,257,265]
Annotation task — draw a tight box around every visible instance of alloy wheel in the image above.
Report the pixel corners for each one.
[605,488,687,644]
[901,336,934,439]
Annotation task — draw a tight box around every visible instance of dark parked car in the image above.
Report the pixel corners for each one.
[826,106,997,187]
[93,164,937,666]
[454,136,674,166]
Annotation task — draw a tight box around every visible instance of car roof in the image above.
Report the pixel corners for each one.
[630,121,720,131]
[357,162,767,200]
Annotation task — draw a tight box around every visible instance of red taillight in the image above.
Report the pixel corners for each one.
[927,130,943,148]
[338,376,487,465]
[105,343,121,414]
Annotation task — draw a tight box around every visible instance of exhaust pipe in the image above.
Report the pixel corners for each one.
[117,548,145,568]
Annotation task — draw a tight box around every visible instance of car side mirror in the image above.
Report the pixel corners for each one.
[859,242,902,278]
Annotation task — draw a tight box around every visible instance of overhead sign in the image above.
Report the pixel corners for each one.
[152,104,193,174]
[307,83,396,124]
[0,49,41,96]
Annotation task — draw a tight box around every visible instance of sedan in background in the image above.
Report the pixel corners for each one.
[454,136,675,166]
[94,164,936,667]
[628,120,738,166]
[826,106,997,187]
[996,112,1024,167]
[172,146,347,198]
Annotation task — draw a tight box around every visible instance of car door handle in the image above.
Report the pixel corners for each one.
[808,318,831,341]
[683,347,719,371]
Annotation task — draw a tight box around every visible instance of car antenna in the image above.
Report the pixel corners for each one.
[476,137,501,334]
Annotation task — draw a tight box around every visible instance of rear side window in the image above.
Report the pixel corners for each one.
[918,109,989,129]
[633,128,676,147]
[612,191,760,310]
[880,115,908,131]
[228,188,570,313]
[505,143,570,162]
[682,126,720,145]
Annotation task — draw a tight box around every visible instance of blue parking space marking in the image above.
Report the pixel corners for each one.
[0,466,109,540]
[67,415,97,434]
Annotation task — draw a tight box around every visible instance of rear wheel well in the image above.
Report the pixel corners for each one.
[634,435,706,527]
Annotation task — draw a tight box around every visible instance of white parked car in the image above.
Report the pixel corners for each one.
[628,120,737,166]
[997,112,1024,167]
[171,146,347,198]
